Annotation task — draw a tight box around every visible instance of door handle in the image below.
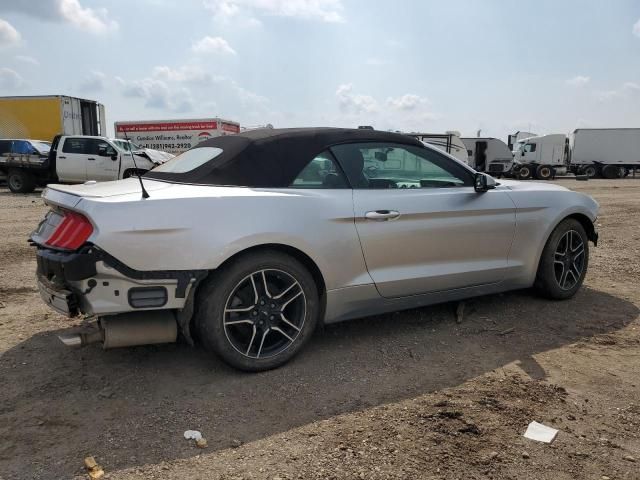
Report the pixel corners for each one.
[58,156,66,159]
[365,210,400,221]
[87,157,96,161]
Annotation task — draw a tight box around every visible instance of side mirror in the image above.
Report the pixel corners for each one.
[110,153,118,161]
[474,172,496,193]
[521,151,525,157]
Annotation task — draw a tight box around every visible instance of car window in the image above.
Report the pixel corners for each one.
[524,143,537,153]
[12,140,35,155]
[113,139,141,152]
[153,146,223,173]
[330,142,474,189]
[290,150,348,188]
[96,140,115,156]
[30,141,51,154]
[0,140,12,155]
[62,138,92,154]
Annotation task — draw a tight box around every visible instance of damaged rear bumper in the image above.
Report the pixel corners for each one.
[34,244,206,318]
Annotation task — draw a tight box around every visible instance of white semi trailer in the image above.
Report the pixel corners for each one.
[513,129,640,179]
[461,137,513,175]
[569,128,640,178]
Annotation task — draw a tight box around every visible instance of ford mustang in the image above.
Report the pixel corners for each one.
[31,128,599,371]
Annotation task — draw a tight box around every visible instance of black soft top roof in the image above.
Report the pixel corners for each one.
[144,127,423,187]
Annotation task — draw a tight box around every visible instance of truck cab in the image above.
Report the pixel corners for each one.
[52,135,157,183]
[513,134,568,180]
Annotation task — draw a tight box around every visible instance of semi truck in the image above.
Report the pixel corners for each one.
[114,118,241,155]
[512,134,568,180]
[461,137,513,175]
[0,95,106,139]
[507,131,537,152]
[0,135,167,193]
[512,128,640,179]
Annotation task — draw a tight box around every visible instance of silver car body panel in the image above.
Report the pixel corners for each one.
[40,172,598,323]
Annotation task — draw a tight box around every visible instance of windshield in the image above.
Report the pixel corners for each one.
[30,141,51,154]
[113,139,142,152]
[151,146,224,173]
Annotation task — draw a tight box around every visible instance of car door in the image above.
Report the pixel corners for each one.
[57,137,89,182]
[86,139,119,181]
[330,142,516,298]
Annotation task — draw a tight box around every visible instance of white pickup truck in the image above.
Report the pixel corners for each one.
[0,135,171,193]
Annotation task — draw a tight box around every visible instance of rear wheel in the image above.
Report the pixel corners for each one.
[7,169,36,193]
[602,165,622,179]
[194,251,319,371]
[535,165,553,180]
[123,169,148,179]
[535,219,589,299]
[518,165,532,180]
[582,165,598,178]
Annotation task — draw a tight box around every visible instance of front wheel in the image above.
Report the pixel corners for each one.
[535,219,589,299]
[194,250,319,371]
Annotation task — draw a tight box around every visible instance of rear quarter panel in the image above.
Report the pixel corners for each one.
[77,185,370,291]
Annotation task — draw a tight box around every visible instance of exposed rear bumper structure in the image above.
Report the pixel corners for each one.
[33,243,206,349]
[34,244,205,317]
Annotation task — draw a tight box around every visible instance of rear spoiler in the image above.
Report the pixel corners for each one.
[41,186,84,209]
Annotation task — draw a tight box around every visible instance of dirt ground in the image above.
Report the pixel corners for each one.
[1,179,639,480]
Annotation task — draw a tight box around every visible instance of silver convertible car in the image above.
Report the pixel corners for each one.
[31,128,598,371]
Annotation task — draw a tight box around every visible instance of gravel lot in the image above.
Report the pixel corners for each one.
[1,179,639,480]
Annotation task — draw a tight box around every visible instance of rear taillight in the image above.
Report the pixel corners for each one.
[44,210,93,250]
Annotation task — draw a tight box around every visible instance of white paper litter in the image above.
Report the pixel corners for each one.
[184,430,203,441]
[523,421,558,443]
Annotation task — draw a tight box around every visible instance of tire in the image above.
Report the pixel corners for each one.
[518,165,532,180]
[194,250,320,371]
[534,165,553,180]
[602,165,621,179]
[123,169,147,179]
[535,218,589,300]
[582,165,598,178]
[7,169,36,193]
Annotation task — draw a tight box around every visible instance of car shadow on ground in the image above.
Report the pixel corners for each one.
[0,286,637,478]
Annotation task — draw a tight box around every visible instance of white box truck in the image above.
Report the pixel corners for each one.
[0,95,106,139]
[407,131,470,165]
[512,129,640,180]
[569,128,640,178]
[461,137,514,175]
[114,118,240,155]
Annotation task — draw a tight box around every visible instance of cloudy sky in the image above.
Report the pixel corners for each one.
[1,0,639,139]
